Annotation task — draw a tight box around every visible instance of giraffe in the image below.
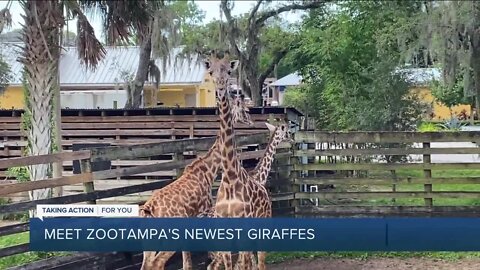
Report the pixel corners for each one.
[248,122,294,185]
[199,121,294,269]
[204,51,272,270]
[139,94,254,270]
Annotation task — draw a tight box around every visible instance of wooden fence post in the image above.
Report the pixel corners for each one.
[80,159,96,204]
[174,152,185,178]
[290,140,300,217]
[423,142,433,207]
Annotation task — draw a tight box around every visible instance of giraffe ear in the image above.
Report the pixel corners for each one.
[265,122,276,133]
[230,60,239,71]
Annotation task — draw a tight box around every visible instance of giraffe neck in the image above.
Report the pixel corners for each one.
[185,133,222,186]
[251,133,281,186]
[218,87,242,184]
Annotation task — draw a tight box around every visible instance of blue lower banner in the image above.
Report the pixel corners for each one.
[29,217,480,252]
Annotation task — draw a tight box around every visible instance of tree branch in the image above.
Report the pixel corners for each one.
[220,0,243,59]
[255,1,328,28]
[248,0,264,27]
[258,48,289,87]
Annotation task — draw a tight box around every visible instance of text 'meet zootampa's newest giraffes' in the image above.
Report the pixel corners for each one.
[139,95,254,270]
[200,121,293,269]
[204,51,272,270]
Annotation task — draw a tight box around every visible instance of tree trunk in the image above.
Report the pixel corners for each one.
[471,2,480,120]
[52,13,63,197]
[125,33,152,109]
[471,42,480,120]
[241,64,262,106]
[250,78,262,106]
[20,1,63,215]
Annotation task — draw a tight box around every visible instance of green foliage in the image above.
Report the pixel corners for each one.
[431,79,468,111]
[6,167,29,183]
[0,54,12,95]
[438,116,467,131]
[289,2,424,131]
[0,232,68,269]
[417,122,440,132]
[0,198,28,221]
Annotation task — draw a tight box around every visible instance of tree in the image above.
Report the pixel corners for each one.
[288,1,424,131]
[431,74,468,118]
[396,1,480,119]
[219,0,329,106]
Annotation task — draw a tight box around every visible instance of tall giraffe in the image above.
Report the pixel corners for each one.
[200,121,293,269]
[204,51,272,270]
[139,95,253,270]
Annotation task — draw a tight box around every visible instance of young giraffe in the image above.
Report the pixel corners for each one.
[200,121,293,269]
[139,95,254,270]
[204,51,272,270]
[248,122,294,185]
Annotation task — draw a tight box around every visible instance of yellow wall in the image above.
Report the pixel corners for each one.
[144,74,216,108]
[412,86,471,120]
[199,74,216,107]
[0,86,24,109]
[1,74,216,109]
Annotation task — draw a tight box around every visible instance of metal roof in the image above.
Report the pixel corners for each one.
[395,67,442,86]
[0,42,205,86]
[269,72,303,86]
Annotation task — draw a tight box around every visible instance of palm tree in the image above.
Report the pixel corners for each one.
[17,0,149,207]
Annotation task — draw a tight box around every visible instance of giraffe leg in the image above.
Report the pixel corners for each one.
[257,252,267,270]
[253,252,259,270]
[235,252,246,270]
[240,252,255,270]
[140,251,156,270]
[151,251,176,270]
[222,252,233,270]
[207,252,223,270]
[182,251,192,270]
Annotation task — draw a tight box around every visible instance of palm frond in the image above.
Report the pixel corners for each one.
[76,15,106,70]
[0,7,12,34]
[65,1,106,70]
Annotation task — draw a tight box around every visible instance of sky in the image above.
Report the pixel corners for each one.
[0,1,302,38]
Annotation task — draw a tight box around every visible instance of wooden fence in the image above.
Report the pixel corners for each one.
[3,129,480,269]
[292,131,480,217]
[0,130,293,269]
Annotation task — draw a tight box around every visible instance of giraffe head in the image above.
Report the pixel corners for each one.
[204,50,239,98]
[265,122,294,144]
[230,94,254,126]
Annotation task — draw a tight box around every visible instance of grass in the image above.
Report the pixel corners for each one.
[0,232,68,269]
[266,251,480,264]
[362,169,480,206]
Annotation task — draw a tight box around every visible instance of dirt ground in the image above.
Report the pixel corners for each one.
[268,257,480,270]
